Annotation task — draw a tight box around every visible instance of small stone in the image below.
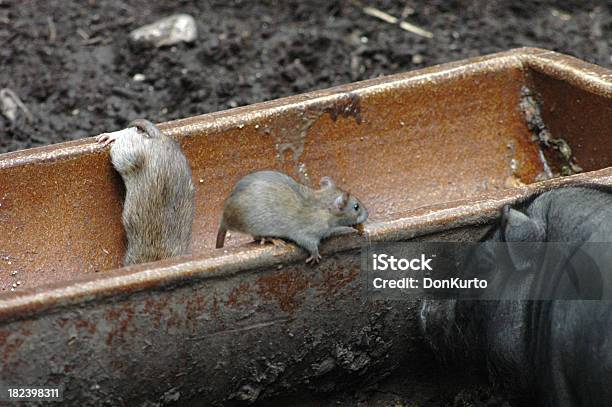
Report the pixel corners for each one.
[0,89,18,122]
[412,54,424,64]
[133,73,146,82]
[162,388,181,403]
[551,9,571,21]
[199,179,204,184]
[129,14,198,48]
[0,88,32,123]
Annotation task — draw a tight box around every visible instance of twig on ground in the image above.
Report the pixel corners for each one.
[399,20,434,38]
[76,28,90,40]
[84,37,104,45]
[47,16,56,42]
[362,6,396,24]
[351,1,434,39]
[362,6,433,38]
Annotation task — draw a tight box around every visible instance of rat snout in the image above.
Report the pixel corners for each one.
[350,206,368,234]
[356,206,368,224]
[352,223,365,235]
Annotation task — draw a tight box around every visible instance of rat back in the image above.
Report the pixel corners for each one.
[110,125,195,265]
[221,171,329,240]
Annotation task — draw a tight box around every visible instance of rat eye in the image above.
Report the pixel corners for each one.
[353,203,359,211]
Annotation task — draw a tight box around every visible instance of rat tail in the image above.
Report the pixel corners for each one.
[216,223,227,248]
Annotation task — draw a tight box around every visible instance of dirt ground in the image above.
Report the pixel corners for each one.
[0,0,610,154]
[0,1,610,406]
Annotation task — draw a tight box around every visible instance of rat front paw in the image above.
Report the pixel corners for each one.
[96,132,119,147]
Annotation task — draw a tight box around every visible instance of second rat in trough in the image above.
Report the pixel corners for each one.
[97,119,195,266]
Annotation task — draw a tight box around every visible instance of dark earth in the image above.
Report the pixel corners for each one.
[0,0,610,406]
[0,0,610,154]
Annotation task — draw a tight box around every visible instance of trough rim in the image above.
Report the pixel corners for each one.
[0,47,611,321]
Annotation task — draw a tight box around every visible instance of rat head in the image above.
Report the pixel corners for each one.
[319,177,368,227]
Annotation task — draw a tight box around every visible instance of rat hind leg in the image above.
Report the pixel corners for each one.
[262,237,287,248]
[254,236,287,248]
[292,236,321,264]
[305,253,322,264]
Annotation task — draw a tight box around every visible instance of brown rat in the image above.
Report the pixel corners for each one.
[97,119,195,265]
[216,170,368,263]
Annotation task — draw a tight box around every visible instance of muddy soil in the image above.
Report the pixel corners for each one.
[0,0,609,153]
[0,1,609,406]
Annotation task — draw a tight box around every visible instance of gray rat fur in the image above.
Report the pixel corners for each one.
[97,119,195,266]
[216,170,368,263]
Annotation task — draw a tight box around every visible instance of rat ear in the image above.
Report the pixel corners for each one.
[333,192,349,211]
[320,176,335,189]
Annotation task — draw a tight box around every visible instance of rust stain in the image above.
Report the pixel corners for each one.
[167,304,181,330]
[316,263,360,297]
[324,92,362,124]
[256,270,309,313]
[209,290,226,330]
[56,318,69,328]
[105,304,135,345]
[74,318,96,334]
[143,296,170,329]
[226,282,253,309]
[2,335,24,365]
[524,67,612,173]
[184,292,207,330]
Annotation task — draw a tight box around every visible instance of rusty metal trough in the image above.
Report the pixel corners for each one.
[0,48,611,405]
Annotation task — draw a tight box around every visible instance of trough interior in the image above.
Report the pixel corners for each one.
[0,57,610,292]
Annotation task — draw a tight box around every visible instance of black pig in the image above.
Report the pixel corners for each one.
[420,187,612,406]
